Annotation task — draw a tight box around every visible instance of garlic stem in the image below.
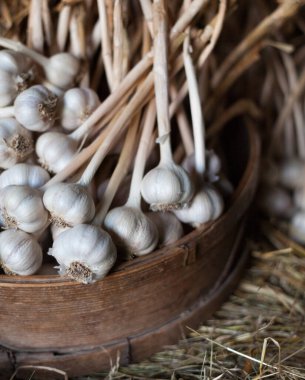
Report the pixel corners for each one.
[27,0,44,52]
[126,101,156,209]
[78,73,153,186]
[97,0,114,92]
[57,5,72,51]
[153,0,173,164]
[139,0,154,36]
[93,114,140,225]
[41,0,52,47]
[183,31,206,175]
[0,106,14,118]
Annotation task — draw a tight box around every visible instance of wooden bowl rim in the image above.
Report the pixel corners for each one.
[0,123,259,285]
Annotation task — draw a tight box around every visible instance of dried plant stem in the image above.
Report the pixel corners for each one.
[139,0,154,36]
[153,0,173,163]
[27,0,44,51]
[126,101,156,208]
[93,114,140,225]
[78,74,153,186]
[183,30,206,174]
[207,99,262,138]
[9,365,68,380]
[56,5,71,52]
[212,0,305,89]
[41,0,52,48]
[271,67,305,155]
[69,6,86,59]
[170,86,194,156]
[282,53,305,158]
[97,0,114,92]
[113,0,128,89]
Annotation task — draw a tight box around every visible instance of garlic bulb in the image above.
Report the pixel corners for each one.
[51,223,70,240]
[35,131,78,173]
[258,185,293,218]
[0,118,33,169]
[61,88,101,131]
[104,206,159,256]
[0,50,34,107]
[0,38,80,89]
[147,211,183,247]
[43,182,95,227]
[49,224,117,284]
[0,163,50,189]
[141,162,193,211]
[174,185,224,228]
[14,85,58,132]
[183,150,221,182]
[0,229,43,275]
[294,187,305,211]
[0,185,49,233]
[290,211,305,244]
[278,158,305,190]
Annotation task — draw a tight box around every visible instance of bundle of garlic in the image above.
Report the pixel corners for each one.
[0,0,238,284]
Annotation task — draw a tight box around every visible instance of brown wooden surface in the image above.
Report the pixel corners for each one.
[0,123,260,377]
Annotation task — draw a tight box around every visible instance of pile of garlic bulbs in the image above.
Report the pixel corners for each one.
[0,1,234,284]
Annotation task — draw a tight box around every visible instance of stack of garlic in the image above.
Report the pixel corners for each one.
[0,2,232,284]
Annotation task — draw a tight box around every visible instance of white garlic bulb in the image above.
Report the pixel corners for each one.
[14,85,58,132]
[0,229,43,275]
[43,182,95,227]
[0,163,50,189]
[61,88,101,131]
[49,224,117,284]
[183,150,221,182]
[0,185,49,233]
[146,211,183,247]
[35,132,78,173]
[289,211,305,244]
[294,187,305,211]
[0,118,33,169]
[0,50,34,107]
[174,185,224,228]
[104,206,159,256]
[278,158,305,190]
[141,162,193,211]
[258,185,293,218]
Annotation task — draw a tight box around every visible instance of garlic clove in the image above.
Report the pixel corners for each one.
[60,87,101,131]
[174,185,224,228]
[0,118,33,169]
[35,131,78,173]
[104,206,159,257]
[141,162,193,211]
[0,185,49,233]
[146,211,183,247]
[43,182,95,227]
[49,224,117,284]
[0,163,50,189]
[0,229,43,276]
[14,84,58,132]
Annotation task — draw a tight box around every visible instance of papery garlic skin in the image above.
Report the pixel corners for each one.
[174,186,224,228]
[51,223,70,240]
[146,211,183,247]
[0,229,42,275]
[43,182,95,227]
[14,85,58,132]
[141,162,193,211]
[36,132,78,173]
[49,224,117,284]
[104,206,159,256]
[0,163,50,189]
[61,88,101,131]
[0,185,49,233]
[0,50,34,107]
[0,118,33,169]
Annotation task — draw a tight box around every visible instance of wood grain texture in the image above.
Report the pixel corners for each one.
[0,123,260,377]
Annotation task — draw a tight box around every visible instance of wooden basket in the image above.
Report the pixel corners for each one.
[0,123,260,379]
